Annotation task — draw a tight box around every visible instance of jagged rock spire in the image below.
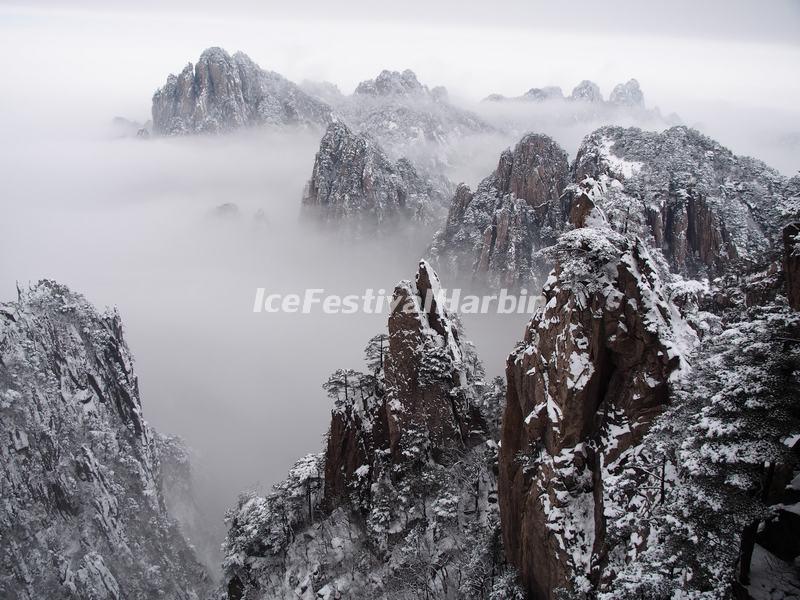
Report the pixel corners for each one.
[429,132,570,289]
[301,121,448,232]
[499,229,691,599]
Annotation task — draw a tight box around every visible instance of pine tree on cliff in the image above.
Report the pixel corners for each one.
[364,333,389,376]
[675,304,800,591]
[606,302,800,597]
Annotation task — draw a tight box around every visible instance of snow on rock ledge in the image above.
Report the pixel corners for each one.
[566,126,788,277]
[498,229,692,600]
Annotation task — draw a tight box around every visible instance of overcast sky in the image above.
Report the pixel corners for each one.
[4,0,799,43]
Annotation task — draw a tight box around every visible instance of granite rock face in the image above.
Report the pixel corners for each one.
[567,126,787,277]
[301,120,450,232]
[323,261,485,503]
[429,133,570,289]
[431,125,790,292]
[498,229,688,599]
[0,281,210,600]
[152,47,331,134]
[222,262,508,600]
[784,223,800,310]
[151,52,491,171]
[382,261,485,458]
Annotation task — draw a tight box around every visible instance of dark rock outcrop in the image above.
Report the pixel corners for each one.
[429,133,570,289]
[383,261,484,458]
[0,281,210,600]
[498,229,688,599]
[322,385,386,509]
[784,223,800,310]
[431,125,789,295]
[301,121,450,231]
[150,55,487,173]
[322,260,484,505]
[152,47,331,135]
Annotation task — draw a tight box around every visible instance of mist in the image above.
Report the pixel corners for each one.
[0,122,533,569]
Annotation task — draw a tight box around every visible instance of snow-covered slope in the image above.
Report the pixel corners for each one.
[599,298,800,599]
[339,69,491,167]
[490,128,800,598]
[0,281,211,600]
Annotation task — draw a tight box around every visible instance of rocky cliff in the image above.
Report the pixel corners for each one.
[222,261,515,599]
[354,69,427,97]
[152,47,331,135]
[487,127,800,598]
[781,176,800,310]
[784,223,800,310]
[301,121,451,232]
[432,125,792,293]
[429,133,570,289]
[0,281,210,600]
[498,228,691,599]
[568,126,788,276]
[597,295,800,600]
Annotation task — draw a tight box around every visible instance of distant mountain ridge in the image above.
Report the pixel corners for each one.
[152,47,332,134]
[483,78,645,107]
